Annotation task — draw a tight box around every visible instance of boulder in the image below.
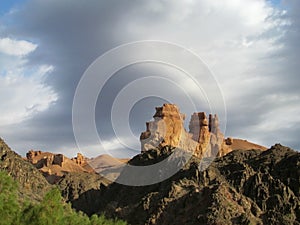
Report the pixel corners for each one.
[225,137,234,145]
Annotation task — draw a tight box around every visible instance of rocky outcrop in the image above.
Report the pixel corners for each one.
[226,137,234,145]
[26,150,88,184]
[140,104,213,158]
[26,150,42,163]
[58,172,111,214]
[140,104,260,159]
[70,152,96,172]
[72,153,85,166]
[188,112,211,157]
[27,150,65,167]
[95,144,300,225]
[0,138,51,201]
[140,104,186,152]
[53,154,64,166]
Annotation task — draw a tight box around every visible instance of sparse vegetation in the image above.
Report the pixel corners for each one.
[0,170,126,225]
[0,171,20,225]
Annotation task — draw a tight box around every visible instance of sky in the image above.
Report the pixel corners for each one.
[0,0,299,158]
[0,0,24,15]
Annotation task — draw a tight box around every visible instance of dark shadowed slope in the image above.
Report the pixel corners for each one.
[94,144,299,225]
[0,138,51,201]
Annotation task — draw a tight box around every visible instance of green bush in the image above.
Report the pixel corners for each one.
[0,170,126,225]
[0,170,21,225]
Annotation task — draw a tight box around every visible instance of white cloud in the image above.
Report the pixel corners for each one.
[0,44,58,127]
[0,38,37,56]
[116,0,299,150]
[0,71,58,126]
[0,0,299,155]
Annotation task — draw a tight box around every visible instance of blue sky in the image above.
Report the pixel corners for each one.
[0,0,25,15]
[270,0,281,5]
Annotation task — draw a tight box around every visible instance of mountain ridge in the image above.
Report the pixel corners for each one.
[93,144,300,225]
[1,137,299,224]
[0,104,298,225]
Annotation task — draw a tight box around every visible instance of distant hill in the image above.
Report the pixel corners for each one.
[88,154,129,181]
[228,138,267,151]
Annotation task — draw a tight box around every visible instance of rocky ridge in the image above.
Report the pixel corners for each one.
[140,104,266,158]
[1,103,297,225]
[0,138,51,201]
[26,150,91,184]
[95,144,300,225]
[58,172,110,214]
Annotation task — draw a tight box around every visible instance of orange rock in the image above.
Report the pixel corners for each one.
[140,104,267,159]
[189,112,211,158]
[71,153,86,166]
[140,104,186,152]
[140,104,213,157]
[25,150,89,184]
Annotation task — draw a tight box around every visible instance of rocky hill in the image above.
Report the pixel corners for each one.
[92,144,299,225]
[0,138,51,201]
[57,172,110,214]
[1,103,298,225]
[2,136,298,224]
[25,150,129,184]
[0,138,112,211]
[25,150,93,184]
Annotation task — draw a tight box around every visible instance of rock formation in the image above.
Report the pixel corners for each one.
[225,137,234,145]
[26,149,128,184]
[27,150,65,168]
[72,153,85,166]
[188,112,211,157]
[140,104,186,152]
[58,172,111,214]
[26,150,88,184]
[95,144,300,225]
[53,154,64,166]
[140,104,255,159]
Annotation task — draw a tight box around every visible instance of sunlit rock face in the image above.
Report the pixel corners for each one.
[140,104,226,158]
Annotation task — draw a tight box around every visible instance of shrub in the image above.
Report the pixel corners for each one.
[0,170,126,225]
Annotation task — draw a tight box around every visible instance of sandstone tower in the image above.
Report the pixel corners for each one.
[140,104,229,158]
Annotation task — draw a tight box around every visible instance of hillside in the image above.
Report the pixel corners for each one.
[0,103,298,225]
[229,138,267,151]
[0,138,127,225]
[0,137,299,224]
[58,172,110,214]
[88,154,129,181]
[93,144,300,225]
[0,138,51,201]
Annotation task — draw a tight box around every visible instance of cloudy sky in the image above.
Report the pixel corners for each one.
[0,0,299,158]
